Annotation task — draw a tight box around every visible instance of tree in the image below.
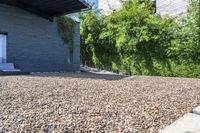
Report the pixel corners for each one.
[101,1,178,75]
[175,0,200,62]
[79,0,200,77]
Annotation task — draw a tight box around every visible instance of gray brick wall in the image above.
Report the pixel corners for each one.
[0,4,80,72]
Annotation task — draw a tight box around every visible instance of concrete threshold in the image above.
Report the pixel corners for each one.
[193,106,200,115]
[160,106,200,133]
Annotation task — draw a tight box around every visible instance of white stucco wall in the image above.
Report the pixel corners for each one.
[98,0,122,15]
[156,0,189,17]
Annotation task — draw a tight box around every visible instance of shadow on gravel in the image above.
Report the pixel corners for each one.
[29,72,130,81]
[0,71,30,76]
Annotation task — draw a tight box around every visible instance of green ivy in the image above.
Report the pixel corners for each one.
[57,16,75,52]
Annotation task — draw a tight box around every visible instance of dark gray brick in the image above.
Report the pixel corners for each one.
[0,4,80,72]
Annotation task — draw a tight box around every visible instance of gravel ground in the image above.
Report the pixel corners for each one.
[0,73,200,133]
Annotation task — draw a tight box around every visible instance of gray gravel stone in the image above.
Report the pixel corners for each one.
[0,73,199,132]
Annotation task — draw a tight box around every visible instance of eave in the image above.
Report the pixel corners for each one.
[0,0,90,21]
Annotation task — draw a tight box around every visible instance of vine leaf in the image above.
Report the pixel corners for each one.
[57,16,75,52]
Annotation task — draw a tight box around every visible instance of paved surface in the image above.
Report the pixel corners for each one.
[160,106,200,133]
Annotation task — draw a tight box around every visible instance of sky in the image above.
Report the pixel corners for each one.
[92,0,98,8]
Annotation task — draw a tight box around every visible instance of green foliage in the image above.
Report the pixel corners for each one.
[57,16,75,51]
[174,0,200,63]
[80,0,200,78]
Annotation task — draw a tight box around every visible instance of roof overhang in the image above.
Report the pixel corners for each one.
[0,0,90,21]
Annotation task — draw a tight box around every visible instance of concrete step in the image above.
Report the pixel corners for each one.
[160,113,200,133]
[0,63,20,72]
[193,106,200,115]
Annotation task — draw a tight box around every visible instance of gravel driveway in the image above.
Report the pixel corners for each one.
[0,73,200,133]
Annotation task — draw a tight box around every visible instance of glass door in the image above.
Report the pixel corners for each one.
[0,34,7,63]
